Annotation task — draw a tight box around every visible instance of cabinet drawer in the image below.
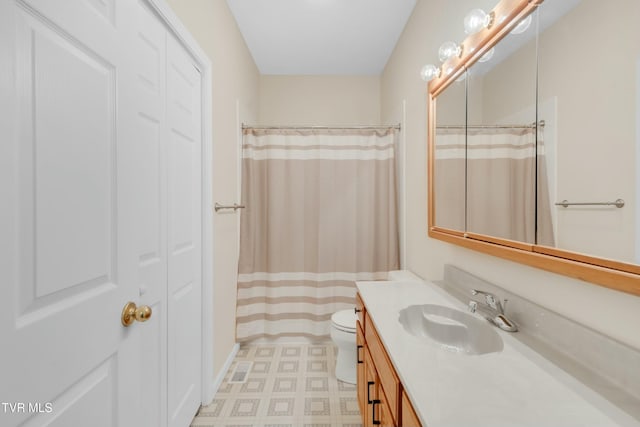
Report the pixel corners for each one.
[365,312,400,425]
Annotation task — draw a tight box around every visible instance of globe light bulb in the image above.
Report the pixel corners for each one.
[438,41,462,63]
[478,47,494,63]
[420,64,441,82]
[464,9,489,35]
[511,14,532,34]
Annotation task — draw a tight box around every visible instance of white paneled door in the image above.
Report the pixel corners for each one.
[0,1,204,426]
[165,33,203,427]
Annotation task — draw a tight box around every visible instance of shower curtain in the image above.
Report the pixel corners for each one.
[236,127,399,341]
[436,126,554,245]
[433,129,466,231]
[466,127,538,242]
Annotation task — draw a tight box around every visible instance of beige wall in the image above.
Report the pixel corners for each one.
[258,75,380,125]
[382,0,640,350]
[166,0,260,379]
[538,1,637,263]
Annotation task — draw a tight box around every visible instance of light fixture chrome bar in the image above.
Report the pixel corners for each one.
[242,124,401,131]
[436,120,545,130]
[214,202,245,212]
[555,199,625,209]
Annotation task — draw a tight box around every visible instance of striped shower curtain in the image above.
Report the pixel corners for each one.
[435,126,554,245]
[466,127,538,243]
[236,127,399,341]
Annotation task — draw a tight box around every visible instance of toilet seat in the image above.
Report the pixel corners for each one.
[331,309,357,333]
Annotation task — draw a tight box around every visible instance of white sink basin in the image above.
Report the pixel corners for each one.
[398,304,503,355]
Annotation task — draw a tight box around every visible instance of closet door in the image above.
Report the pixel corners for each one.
[0,1,204,426]
[133,5,204,427]
[133,3,169,427]
[166,34,203,427]
[0,0,143,425]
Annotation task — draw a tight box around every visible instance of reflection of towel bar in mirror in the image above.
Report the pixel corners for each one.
[555,199,625,209]
[436,120,545,130]
[214,202,246,212]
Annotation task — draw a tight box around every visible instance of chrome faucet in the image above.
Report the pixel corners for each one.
[468,289,518,332]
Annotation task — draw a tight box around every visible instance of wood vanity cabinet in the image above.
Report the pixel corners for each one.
[355,292,422,427]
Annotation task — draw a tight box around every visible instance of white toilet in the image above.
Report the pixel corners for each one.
[330,271,421,384]
[330,309,358,384]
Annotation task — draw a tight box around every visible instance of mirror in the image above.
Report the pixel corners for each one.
[427,0,640,295]
[433,73,466,232]
[466,13,538,244]
[537,0,639,265]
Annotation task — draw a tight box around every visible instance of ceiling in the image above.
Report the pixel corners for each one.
[226,0,417,75]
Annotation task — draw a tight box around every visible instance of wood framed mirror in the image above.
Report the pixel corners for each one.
[427,0,640,296]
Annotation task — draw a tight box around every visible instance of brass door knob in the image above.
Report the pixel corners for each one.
[121,302,152,327]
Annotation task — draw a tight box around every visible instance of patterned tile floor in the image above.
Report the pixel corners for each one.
[191,343,362,427]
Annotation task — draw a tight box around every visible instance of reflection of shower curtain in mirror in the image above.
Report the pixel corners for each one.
[436,127,554,245]
[434,130,466,231]
[536,129,555,247]
[236,128,400,341]
[467,127,554,245]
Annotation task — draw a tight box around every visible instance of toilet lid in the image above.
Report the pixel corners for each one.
[331,309,357,333]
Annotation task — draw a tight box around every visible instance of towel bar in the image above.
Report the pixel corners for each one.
[214,202,245,212]
[555,199,624,208]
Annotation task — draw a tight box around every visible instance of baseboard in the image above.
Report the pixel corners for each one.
[204,343,240,404]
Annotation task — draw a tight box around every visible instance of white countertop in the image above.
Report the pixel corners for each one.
[356,279,640,427]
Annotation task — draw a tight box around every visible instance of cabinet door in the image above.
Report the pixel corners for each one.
[364,346,378,427]
[377,389,396,427]
[365,313,400,423]
[364,347,397,427]
[357,322,366,417]
[401,390,422,427]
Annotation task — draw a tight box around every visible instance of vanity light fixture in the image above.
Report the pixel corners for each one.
[510,14,532,34]
[464,9,495,35]
[478,47,495,63]
[420,64,441,82]
[418,7,508,81]
[438,41,463,62]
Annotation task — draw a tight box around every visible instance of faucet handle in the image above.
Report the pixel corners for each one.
[468,300,478,313]
[471,289,492,298]
[485,294,497,306]
[471,289,502,312]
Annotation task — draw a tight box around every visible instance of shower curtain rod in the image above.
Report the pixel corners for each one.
[242,124,401,131]
[437,120,545,130]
